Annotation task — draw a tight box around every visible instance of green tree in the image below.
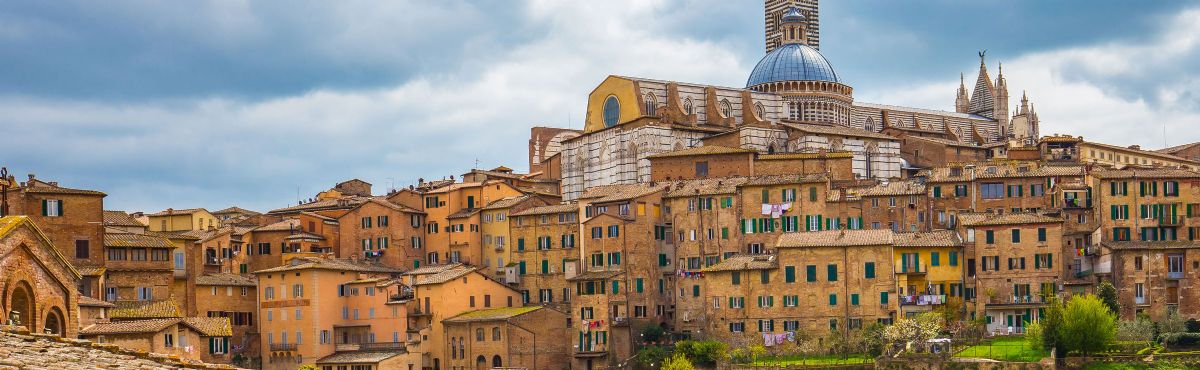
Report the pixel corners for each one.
[636,346,668,368]
[673,340,728,365]
[298,365,319,370]
[884,312,944,350]
[641,325,666,343]
[1059,294,1117,355]
[661,353,695,370]
[1097,281,1121,315]
[1038,294,1065,354]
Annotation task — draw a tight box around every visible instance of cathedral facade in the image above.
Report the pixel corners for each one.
[556,0,1041,201]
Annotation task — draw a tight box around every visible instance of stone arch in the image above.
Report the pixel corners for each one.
[44,306,64,335]
[476,355,487,370]
[644,93,657,116]
[492,355,502,368]
[5,275,36,330]
[683,97,694,115]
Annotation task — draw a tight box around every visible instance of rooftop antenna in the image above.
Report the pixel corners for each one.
[387,177,395,193]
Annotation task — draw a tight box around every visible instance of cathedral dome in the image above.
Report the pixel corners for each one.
[746,43,840,87]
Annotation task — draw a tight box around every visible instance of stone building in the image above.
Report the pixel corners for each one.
[892,231,965,318]
[481,195,551,281]
[1040,135,1200,170]
[1156,141,1200,163]
[702,230,896,346]
[194,273,259,364]
[0,324,238,369]
[508,203,580,311]
[147,208,219,232]
[402,264,525,370]
[958,212,1064,333]
[442,306,571,370]
[337,198,426,269]
[529,127,582,178]
[0,216,82,337]
[420,181,525,266]
[1,174,106,274]
[79,317,234,363]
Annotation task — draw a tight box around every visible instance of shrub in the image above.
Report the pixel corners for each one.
[1097,281,1121,315]
[1059,294,1117,355]
[1159,332,1200,346]
[1117,318,1156,344]
[636,346,669,368]
[1025,320,1045,351]
[673,340,728,365]
[641,325,665,343]
[661,353,695,370]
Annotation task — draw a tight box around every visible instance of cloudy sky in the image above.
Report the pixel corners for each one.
[3,0,1199,212]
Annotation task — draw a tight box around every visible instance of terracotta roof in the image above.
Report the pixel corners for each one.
[566,270,624,282]
[483,195,535,210]
[757,151,855,160]
[510,203,579,216]
[149,229,207,240]
[411,266,478,285]
[579,183,668,203]
[79,295,116,308]
[195,273,257,287]
[268,196,372,215]
[103,210,145,227]
[425,181,486,194]
[742,174,827,186]
[109,300,183,320]
[905,135,984,148]
[959,212,1061,227]
[779,121,898,140]
[213,206,260,215]
[444,306,543,323]
[446,208,481,219]
[646,145,754,159]
[78,318,182,336]
[1156,141,1200,155]
[344,277,389,285]
[284,232,326,241]
[147,208,208,217]
[854,180,925,197]
[316,350,407,365]
[1082,140,1200,164]
[182,317,233,337]
[0,325,239,369]
[253,218,301,232]
[665,177,748,198]
[352,198,423,214]
[254,257,402,274]
[1092,168,1200,179]
[404,263,465,276]
[300,211,338,221]
[893,230,962,247]
[1041,135,1082,143]
[104,233,174,249]
[17,180,106,196]
[1101,241,1200,250]
[77,266,107,276]
[701,254,778,272]
[776,229,894,248]
[923,163,1084,182]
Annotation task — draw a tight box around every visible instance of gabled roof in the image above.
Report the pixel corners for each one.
[104,233,174,249]
[776,229,894,248]
[253,218,301,232]
[566,270,624,282]
[1156,141,1200,155]
[182,317,233,337]
[510,203,578,217]
[79,295,116,308]
[0,216,81,279]
[665,177,748,198]
[80,318,181,335]
[446,208,482,220]
[854,180,925,197]
[195,273,257,287]
[742,174,827,186]
[959,212,1061,227]
[579,183,668,203]
[778,121,898,140]
[1092,168,1200,179]
[15,179,106,196]
[109,300,183,320]
[410,265,478,285]
[254,257,402,274]
[213,206,260,216]
[268,196,373,215]
[894,230,962,248]
[147,208,209,217]
[701,254,778,272]
[404,263,464,276]
[645,145,754,159]
[444,306,544,323]
[317,350,407,365]
[103,210,145,227]
[483,195,536,210]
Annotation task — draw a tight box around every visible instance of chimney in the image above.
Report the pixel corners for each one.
[27,174,35,182]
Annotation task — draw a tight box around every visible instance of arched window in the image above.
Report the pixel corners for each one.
[719,99,733,118]
[864,117,875,132]
[683,98,694,115]
[603,96,620,127]
[450,338,457,359]
[493,355,503,368]
[476,356,487,370]
[644,93,657,116]
[476,328,485,341]
[755,102,765,118]
[767,144,776,154]
[492,327,501,341]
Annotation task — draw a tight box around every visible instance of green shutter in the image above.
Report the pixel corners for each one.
[785,266,795,282]
[827,264,837,281]
[851,294,859,306]
[865,262,875,278]
[41,200,48,216]
[880,292,889,305]
[762,189,769,203]
[519,261,526,275]
[933,186,941,198]
[829,294,837,306]
[817,215,823,230]
[806,265,816,282]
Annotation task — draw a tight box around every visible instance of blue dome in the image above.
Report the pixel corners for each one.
[746,43,840,87]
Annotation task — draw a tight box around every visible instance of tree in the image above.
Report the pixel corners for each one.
[1097,281,1121,316]
[1116,318,1155,345]
[641,325,665,343]
[884,312,944,351]
[1059,294,1117,355]
[635,346,668,368]
[1038,294,1065,354]
[673,340,728,365]
[298,366,319,370]
[661,353,695,370]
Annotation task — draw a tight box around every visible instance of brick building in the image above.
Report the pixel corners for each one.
[509,203,580,311]
[958,212,1063,333]
[0,216,82,337]
[442,306,571,370]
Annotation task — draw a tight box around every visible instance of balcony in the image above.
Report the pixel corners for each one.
[1169,271,1185,280]
[574,347,608,358]
[335,342,405,352]
[986,295,1045,307]
[270,343,297,351]
[612,316,629,327]
[1062,197,1091,209]
[899,295,947,306]
[388,293,413,303]
[1135,296,1147,305]
[1074,269,1093,278]
[1159,215,1183,226]
[895,264,926,275]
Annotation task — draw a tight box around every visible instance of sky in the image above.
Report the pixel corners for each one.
[2,0,1199,212]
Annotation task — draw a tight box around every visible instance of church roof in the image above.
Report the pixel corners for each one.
[747,43,840,86]
[967,58,996,118]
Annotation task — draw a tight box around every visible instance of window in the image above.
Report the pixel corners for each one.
[827,264,838,281]
[43,199,63,217]
[864,262,875,278]
[1037,228,1047,242]
[985,230,995,244]
[1011,229,1021,243]
[603,96,620,127]
[695,161,709,178]
[75,240,89,259]
[164,333,174,348]
[981,183,1004,199]
[806,265,817,282]
[785,266,796,283]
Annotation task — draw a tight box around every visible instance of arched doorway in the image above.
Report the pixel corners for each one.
[475,355,486,370]
[44,307,64,335]
[8,281,34,330]
[433,358,440,370]
[492,355,502,368]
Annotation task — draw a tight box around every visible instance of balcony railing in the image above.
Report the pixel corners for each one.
[389,293,413,303]
[899,295,947,306]
[612,316,628,327]
[270,343,297,351]
[1074,269,1093,278]
[1063,197,1091,209]
[1169,271,1185,279]
[895,264,926,274]
[1159,215,1183,226]
[987,295,1044,305]
[335,342,405,352]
